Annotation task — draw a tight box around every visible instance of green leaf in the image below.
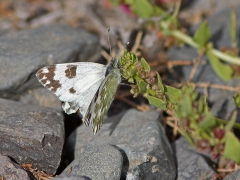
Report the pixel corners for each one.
[147,89,156,96]
[202,95,210,113]
[156,72,164,91]
[125,0,134,4]
[182,131,195,146]
[140,58,150,72]
[197,96,209,114]
[191,91,199,101]
[234,93,240,107]
[230,7,237,48]
[193,21,211,48]
[146,94,167,110]
[198,95,209,114]
[199,112,217,130]
[197,96,204,113]
[130,0,154,18]
[207,51,233,81]
[224,131,240,164]
[181,84,194,95]
[225,111,237,131]
[164,85,181,104]
[177,95,192,117]
[109,0,119,6]
[136,79,147,93]
[153,6,166,16]
[129,68,137,77]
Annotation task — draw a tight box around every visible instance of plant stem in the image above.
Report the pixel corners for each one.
[170,30,199,48]
[168,30,240,65]
[216,118,240,129]
[211,49,240,65]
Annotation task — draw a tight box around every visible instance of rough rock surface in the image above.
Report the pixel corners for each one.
[52,175,91,180]
[19,88,62,111]
[66,109,176,180]
[0,24,101,99]
[223,169,240,180]
[0,154,34,180]
[0,98,64,174]
[62,144,122,180]
[172,137,215,180]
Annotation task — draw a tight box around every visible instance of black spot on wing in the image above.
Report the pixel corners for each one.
[65,65,77,78]
[69,87,76,94]
[36,66,61,92]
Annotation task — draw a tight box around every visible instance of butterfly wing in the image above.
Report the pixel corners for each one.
[83,68,121,134]
[36,62,107,117]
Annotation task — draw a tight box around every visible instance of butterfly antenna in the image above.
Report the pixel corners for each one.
[107,28,114,60]
[124,41,130,50]
[116,41,129,59]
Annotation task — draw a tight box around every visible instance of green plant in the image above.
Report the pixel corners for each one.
[119,50,240,167]
[110,0,240,171]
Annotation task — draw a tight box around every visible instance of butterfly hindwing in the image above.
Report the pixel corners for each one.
[36,62,107,116]
[83,68,121,134]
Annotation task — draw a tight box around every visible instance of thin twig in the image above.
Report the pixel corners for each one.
[165,110,181,136]
[172,0,181,18]
[167,60,193,68]
[117,41,125,55]
[120,96,149,111]
[86,5,108,35]
[148,59,192,69]
[166,118,182,135]
[131,31,143,53]
[203,83,210,98]
[217,167,236,173]
[101,50,112,63]
[174,82,240,93]
[196,83,240,92]
[188,51,204,83]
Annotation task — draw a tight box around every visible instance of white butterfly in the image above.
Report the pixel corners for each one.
[36,59,121,134]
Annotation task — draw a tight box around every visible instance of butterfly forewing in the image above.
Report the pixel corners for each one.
[83,68,121,134]
[36,62,107,116]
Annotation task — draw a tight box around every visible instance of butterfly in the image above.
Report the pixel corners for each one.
[36,59,121,134]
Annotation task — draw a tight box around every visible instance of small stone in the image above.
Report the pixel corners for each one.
[62,144,122,180]
[0,154,34,180]
[172,137,215,180]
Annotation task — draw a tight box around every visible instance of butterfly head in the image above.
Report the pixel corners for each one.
[105,58,119,76]
[111,58,119,68]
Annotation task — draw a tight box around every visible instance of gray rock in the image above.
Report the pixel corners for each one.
[190,6,240,49]
[19,88,62,112]
[182,0,240,20]
[172,137,215,180]
[52,175,91,180]
[0,154,34,180]
[0,98,64,174]
[168,6,240,119]
[0,24,101,99]
[62,144,122,180]
[66,109,176,180]
[224,169,240,180]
